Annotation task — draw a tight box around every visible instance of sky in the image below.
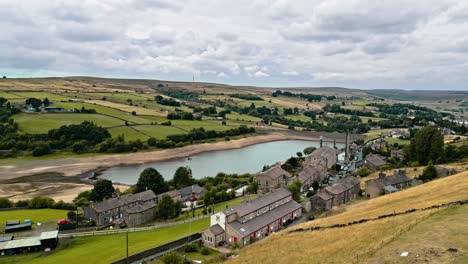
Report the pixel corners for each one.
[1,0,468,90]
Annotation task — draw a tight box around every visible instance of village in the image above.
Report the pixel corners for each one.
[1,123,461,263]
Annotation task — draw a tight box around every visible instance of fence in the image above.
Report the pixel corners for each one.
[58,214,209,238]
[112,233,202,264]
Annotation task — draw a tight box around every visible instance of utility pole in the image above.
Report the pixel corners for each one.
[126,232,129,264]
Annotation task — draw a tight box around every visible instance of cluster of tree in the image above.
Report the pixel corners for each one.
[323,104,374,117]
[303,111,317,120]
[167,111,195,120]
[161,90,199,101]
[49,121,110,144]
[98,134,145,153]
[367,103,436,116]
[167,125,255,143]
[25,97,49,110]
[0,196,76,210]
[271,90,322,102]
[287,179,302,202]
[155,95,181,106]
[407,126,444,165]
[229,94,264,101]
[193,106,217,116]
[283,108,299,115]
[73,106,97,113]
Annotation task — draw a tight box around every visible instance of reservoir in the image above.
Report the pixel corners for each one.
[99,139,344,185]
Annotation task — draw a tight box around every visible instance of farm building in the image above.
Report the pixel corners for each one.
[0,231,58,256]
[203,188,302,248]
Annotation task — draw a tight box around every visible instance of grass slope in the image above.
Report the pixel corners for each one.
[229,171,468,264]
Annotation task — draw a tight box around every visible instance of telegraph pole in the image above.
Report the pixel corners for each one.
[126,232,129,264]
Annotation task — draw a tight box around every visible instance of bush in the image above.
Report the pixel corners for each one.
[161,252,185,264]
[201,247,210,255]
[32,143,51,156]
[0,197,13,208]
[184,243,198,253]
[147,137,157,146]
[67,211,77,220]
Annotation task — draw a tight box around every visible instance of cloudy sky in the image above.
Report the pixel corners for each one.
[1,0,468,90]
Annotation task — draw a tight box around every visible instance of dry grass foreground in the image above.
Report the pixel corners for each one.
[228,171,468,264]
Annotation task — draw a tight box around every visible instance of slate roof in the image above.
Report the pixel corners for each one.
[39,230,58,240]
[365,154,387,167]
[321,177,359,195]
[314,191,333,201]
[209,224,225,236]
[160,190,182,199]
[224,188,292,217]
[126,200,157,214]
[228,200,301,238]
[0,237,41,250]
[256,165,293,181]
[306,146,340,163]
[298,163,324,183]
[366,171,411,187]
[92,190,156,213]
[179,185,205,197]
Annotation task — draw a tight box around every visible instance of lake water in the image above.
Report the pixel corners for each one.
[98,140,344,185]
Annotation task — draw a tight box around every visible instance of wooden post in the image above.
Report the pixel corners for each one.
[126,232,129,264]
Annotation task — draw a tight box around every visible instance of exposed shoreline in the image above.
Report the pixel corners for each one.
[0,131,325,180]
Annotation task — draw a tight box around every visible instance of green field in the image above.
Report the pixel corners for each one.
[108,126,149,141]
[227,113,261,122]
[0,209,67,226]
[13,113,124,133]
[285,114,313,122]
[10,92,74,101]
[53,102,152,124]
[2,218,210,264]
[132,125,186,139]
[385,137,410,146]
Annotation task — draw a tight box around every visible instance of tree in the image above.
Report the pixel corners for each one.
[43,98,50,107]
[356,167,372,178]
[72,142,86,153]
[409,126,444,165]
[0,197,13,208]
[0,97,7,107]
[25,98,42,109]
[173,166,193,189]
[135,168,168,194]
[247,180,258,194]
[157,194,175,219]
[89,179,115,202]
[296,151,303,158]
[147,137,157,146]
[28,196,55,209]
[420,161,438,182]
[32,143,51,156]
[287,179,302,202]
